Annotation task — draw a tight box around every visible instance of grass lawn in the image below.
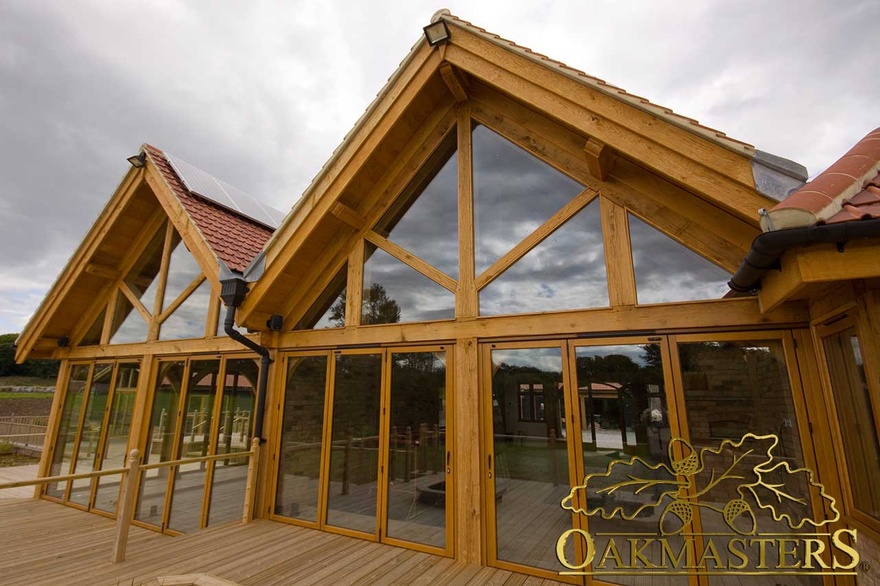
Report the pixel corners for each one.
[0,392,54,399]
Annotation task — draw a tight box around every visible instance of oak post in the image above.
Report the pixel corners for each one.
[242,437,260,523]
[111,448,140,564]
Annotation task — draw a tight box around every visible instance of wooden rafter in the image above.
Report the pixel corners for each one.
[331,202,368,231]
[584,137,613,181]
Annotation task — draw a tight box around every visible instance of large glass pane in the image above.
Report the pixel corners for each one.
[109,294,149,345]
[326,353,382,534]
[208,358,258,527]
[629,214,731,304]
[159,279,211,340]
[295,264,347,330]
[574,344,687,585]
[275,356,328,522]
[46,365,90,498]
[386,351,447,549]
[479,201,608,316]
[375,132,459,279]
[362,244,454,325]
[679,340,818,586]
[824,327,880,522]
[68,363,113,506]
[94,364,139,513]
[136,361,184,525]
[473,125,584,275]
[162,230,203,311]
[168,360,219,533]
[124,224,165,306]
[490,347,569,571]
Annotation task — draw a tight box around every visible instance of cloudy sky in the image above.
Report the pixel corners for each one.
[1,0,878,335]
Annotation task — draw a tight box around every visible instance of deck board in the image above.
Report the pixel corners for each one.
[0,498,571,585]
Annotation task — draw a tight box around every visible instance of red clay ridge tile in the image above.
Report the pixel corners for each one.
[763,127,880,231]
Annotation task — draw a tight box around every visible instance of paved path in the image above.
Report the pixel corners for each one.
[0,463,39,499]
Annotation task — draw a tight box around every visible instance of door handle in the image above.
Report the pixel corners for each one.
[488,454,493,479]
[446,451,451,474]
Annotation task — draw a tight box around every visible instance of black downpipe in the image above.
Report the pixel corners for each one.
[729,218,880,294]
[221,279,272,443]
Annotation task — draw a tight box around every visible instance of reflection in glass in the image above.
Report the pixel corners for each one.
[162,230,203,310]
[136,361,184,525]
[275,356,328,522]
[575,344,687,584]
[629,214,731,304]
[490,347,570,571]
[159,279,211,340]
[94,364,139,513]
[125,225,165,305]
[473,125,584,274]
[479,201,608,316]
[109,294,148,345]
[295,264,347,330]
[375,132,459,279]
[362,244,454,325]
[79,309,105,346]
[824,328,880,522]
[69,363,113,506]
[326,353,382,534]
[386,352,447,549]
[208,358,257,527]
[168,360,219,533]
[47,365,89,498]
[679,340,818,586]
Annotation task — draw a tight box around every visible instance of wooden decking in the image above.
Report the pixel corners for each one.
[0,498,570,586]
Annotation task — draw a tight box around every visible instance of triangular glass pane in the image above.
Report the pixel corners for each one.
[362,244,455,325]
[124,223,165,311]
[78,307,106,346]
[109,293,148,345]
[159,279,211,340]
[473,124,585,275]
[628,214,732,304]
[375,132,458,279]
[295,263,347,330]
[479,200,608,316]
[163,230,203,312]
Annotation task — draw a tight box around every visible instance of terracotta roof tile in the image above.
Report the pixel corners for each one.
[762,128,880,230]
[142,145,274,273]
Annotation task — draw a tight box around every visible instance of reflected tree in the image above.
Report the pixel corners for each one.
[328,284,401,326]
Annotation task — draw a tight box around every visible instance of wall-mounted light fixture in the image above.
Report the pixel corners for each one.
[127,152,146,168]
[423,19,450,47]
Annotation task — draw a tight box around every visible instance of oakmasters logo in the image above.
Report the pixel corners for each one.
[555,433,860,577]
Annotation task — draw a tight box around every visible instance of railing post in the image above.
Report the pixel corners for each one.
[111,449,140,564]
[242,437,260,524]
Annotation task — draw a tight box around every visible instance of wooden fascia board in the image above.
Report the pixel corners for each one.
[273,297,808,350]
[143,162,221,291]
[15,168,145,363]
[443,34,769,226]
[238,46,442,325]
[760,240,880,313]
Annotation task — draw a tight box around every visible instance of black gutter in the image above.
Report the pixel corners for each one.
[729,217,880,294]
[220,277,272,443]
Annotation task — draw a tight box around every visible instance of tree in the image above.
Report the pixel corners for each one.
[328,283,401,326]
[0,332,59,380]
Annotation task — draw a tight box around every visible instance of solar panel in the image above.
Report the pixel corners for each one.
[165,152,285,229]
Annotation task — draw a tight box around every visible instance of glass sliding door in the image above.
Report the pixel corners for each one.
[275,354,329,523]
[674,334,820,586]
[46,364,90,498]
[68,363,114,506]
[94,364,139,512]
[325,352,383,535]
[383,349,448,551]
[486,343,573,573]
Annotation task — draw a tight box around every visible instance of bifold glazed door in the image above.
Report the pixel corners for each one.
[484,334,825,585]
[274,346,451,555]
